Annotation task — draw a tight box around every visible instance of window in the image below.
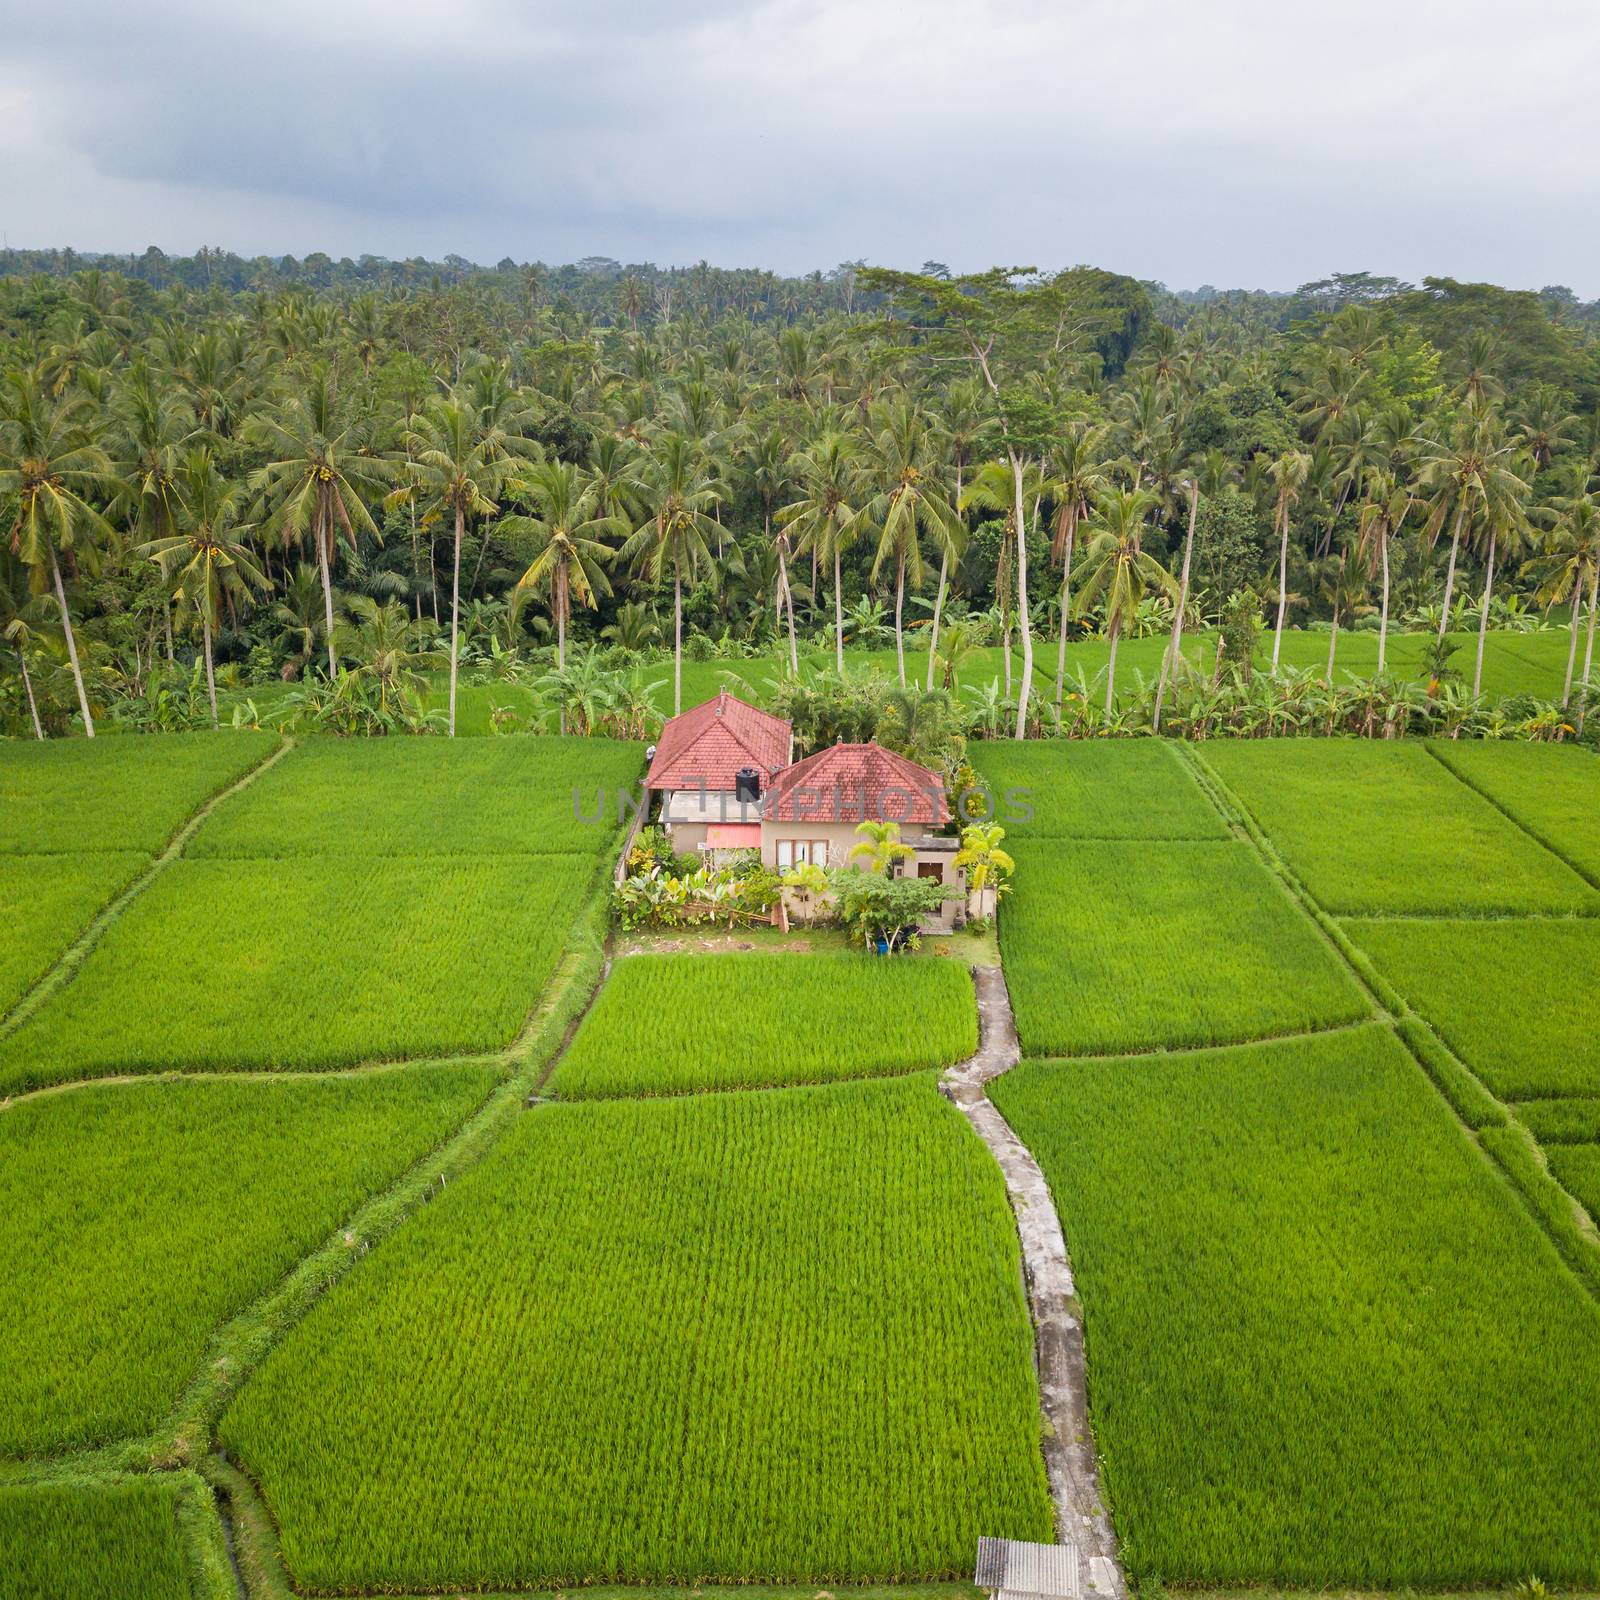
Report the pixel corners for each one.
[776,839,827,869]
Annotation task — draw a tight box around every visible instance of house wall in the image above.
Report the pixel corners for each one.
[758,822,941,871]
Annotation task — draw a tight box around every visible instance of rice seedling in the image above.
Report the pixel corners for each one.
[551,953,975,1098]
[188,734,644,858]
[0,851,146,1012]
[0,731,277,854]
[1429,740,1600,884]
[1546,1144,1600,1224]
[1514,1098,1600,1144]
[0,1065,500,1453]
[220,1075,1054,1589]
[1345,917,1600,1098]
[0,1479,192,1600]
[999,839,1369,1055]
[0,855,593,1092]
[967,740,1227,841]
[1199,739,1596,915]
[991,1027,1600,1586]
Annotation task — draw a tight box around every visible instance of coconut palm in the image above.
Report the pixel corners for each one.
[618,432,722,715]
[1469,465,1532,697]
[861,401,956,686]
[499,461,617,670]
[1046,421,1110,711]
[392,394,516,736]
[877,686,963,773]
[1153,477,1200,734]
[138,447,268,728]
[778,431,863,676]
[0,371,113,736]
[0,548,54,739]
[1311,546,1369,682]
[848,820,915,875]
[744,425,799,674]
[928,379,986,690]
[246,367,389,678]
[1074,488,1175,712]
[1354,470,1412,674]
[1525,493,1600,709]
[1265,450,1312,671]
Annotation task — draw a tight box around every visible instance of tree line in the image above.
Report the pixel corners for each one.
[3,253,1599,741]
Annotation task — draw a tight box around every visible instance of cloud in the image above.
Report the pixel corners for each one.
[1,0,1597,292]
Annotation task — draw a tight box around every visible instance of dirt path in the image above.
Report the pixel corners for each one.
[942,965,1124,1599]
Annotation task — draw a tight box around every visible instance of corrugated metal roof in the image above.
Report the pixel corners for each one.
[975,1538,1082,1600]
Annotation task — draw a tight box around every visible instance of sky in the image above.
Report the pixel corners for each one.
[3,0,1599,296]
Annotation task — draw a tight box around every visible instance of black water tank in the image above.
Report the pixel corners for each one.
[735,767,761,803]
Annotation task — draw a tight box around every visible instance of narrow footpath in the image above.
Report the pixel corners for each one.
[943,965,1124,1599]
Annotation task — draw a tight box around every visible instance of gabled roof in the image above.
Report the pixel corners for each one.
[645,690,793,792]
[763,740,950,826]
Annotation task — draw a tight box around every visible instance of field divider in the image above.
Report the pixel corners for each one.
[940,964,1125,1599]
[1424,739,1600,894]
[1183,743,1600,1300]
[0,736,295,1043]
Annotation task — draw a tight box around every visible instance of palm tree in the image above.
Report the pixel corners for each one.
[0,548,53,739]
[928,379,985,690]
[953,822,1015,914]
[618,432,722,715]
[0,371,112,736]
[332,595,431,719]
[744,425,799,674]
[1074,488,1175,712]
[392,395,515,736]
[848,820,915,875]
[139,447,268,728]
[1153,477,1199,734]
[1469,465,1531,697]
[877,686,963,772]
[1525,493,1600,710]
[1312,546,1369,681]
[1265,450,1312,671]
[500,461,617,671]
[247,367,389,678]
[1046,421,1109,711]
[861,401,956,686]
[778,431,862,677]
[1354,470,1411,674]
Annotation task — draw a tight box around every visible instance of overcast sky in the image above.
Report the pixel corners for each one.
[3,0,1598,295]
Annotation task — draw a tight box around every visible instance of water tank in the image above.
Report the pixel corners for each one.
[735,766,761,803]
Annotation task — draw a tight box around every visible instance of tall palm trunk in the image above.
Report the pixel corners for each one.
[833,547,845,674]
[1012,452,1035,739]
[1054,517,1077,713]
[1579,568,1599,733]
[16,646,44,740]
[1104,612,1120,714]
[1473,533,1495,697]
[771,516,798,677]
[1326,607,1340,680]
[893,552,906,688]
[1562,581,1582,708]
[673,568,684,715]
[556,566,568,735]
[1378,533,1391,675]
[316,496,338,677]
[1271,506,1290,671]
[49,546,94,738]
[927,550,948,694]
[1154,485,1198,734]
[202,608,218,730]
[1438,503,1465,640]
[448,505,463,737]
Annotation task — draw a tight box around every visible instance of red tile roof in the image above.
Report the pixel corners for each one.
[763,741,950,826]
[645,690,793,792]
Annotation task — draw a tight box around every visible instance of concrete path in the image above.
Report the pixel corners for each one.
[942,966,1124,1599]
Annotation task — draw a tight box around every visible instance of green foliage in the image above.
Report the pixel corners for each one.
[0,856,592,1090]
[1201,739,1597,914]
[0,1066,501,1451]
[992,1027,1600,1584]
[1547,1144,1600,1227]
[1348,917,1600,1098]
[967,739,1226,839]
[0,730,276,852]
[829,868,950,951]
[0,850,144,1010]
[220,1075,1054,1588]
[611,862,782,931]
[189,734,643,858]
[0,1480,192,1600]
[551,953,975,1097]
[1001,839,1368,1054]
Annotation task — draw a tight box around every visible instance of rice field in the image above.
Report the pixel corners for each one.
[1199,738,1597,915]
[0,1479,192,1600]
[0,851,145,1013]
[219,1074,1054,1590]
[0,1065,500,1453]
[966,739,1227,840]
[1345,917,1600,1099]
[0,731,277,853]
[1547,1144,1600,1224]
[1430,740,1600,884]
[991,1026,1600,1585]
[1516,1098,1600,1143]
[0,855,593,1091]
[551,953,976,1097]
[999,839,1370,1055]
[189,734,643,858]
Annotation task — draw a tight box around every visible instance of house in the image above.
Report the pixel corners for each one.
[645,692,966,928]
[642,690,793,858]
